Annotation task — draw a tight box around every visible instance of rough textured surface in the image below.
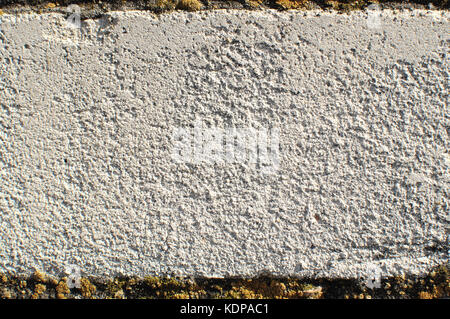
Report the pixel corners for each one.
[1,266,449,299]
[0,10,448,278]
[0,0,447,11]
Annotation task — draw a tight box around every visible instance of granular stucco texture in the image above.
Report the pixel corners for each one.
[0,9,448,279]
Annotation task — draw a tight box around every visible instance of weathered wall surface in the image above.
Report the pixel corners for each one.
[0,10,448,278]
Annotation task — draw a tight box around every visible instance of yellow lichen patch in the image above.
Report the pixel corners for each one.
[248,0,263,8]
[145,276,187,290]
[19,280,27,289]
[324,0,367,11]
[1,288,11,299]
[189,290,207,299]
[45,3,57,9]
[128,278,137,286]
[154,0,178,11]
[142,276,206,298]
[222,279,322,299]
[275,0,308,10]
[418,291,434,299]
[0,9,3,15]
[107,278,128,295]
[48,277,59,286]
[114,289,124,299]
[31,283,46,299]
[55,279,70,299]
[176,0,202,11]
[166,292,190,299]
[33,270,47,283]
[144,276,159,288]
[225,286,264,299]
[0,264,448,299]
[80,278,96,298]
